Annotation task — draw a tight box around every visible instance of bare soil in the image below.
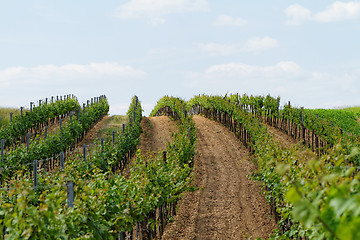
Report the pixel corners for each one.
[265,124,316,160]
[75,116,110,149]
[266,124,299,149]
[139,116,177,155]
[162,115,276,239]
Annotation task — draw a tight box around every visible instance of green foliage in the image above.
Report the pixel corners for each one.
[150,96,187,121]
[228,93,360,164]
[0,96,109,178]
[0,95,197,239]
[92,96,142,172]
[0,97,79,143]
[306,109,360,136]
[0,108,18,129]
[189,94,360,239]
[341,106,360,114]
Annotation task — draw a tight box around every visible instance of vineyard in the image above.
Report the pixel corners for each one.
[0,93,359,239]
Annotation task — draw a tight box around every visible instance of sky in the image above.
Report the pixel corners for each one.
[0,0,360,116]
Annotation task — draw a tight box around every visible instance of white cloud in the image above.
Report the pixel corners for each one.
[213,14,247,26]
[285,1,360,25]
[149,17,166,26]
[0,63,148,115]
[245,37,278,52]
[285,4,312,25]
[314,1,360,22]
[205,61,301,76]
[194,42,237,56]
[113,0,210,25]
[0,62,146,87]
[195,37,278,56]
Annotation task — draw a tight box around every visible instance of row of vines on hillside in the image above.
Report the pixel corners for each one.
[0,95,197,240]
[0,95,79,146]
[227,93,360,164]
[188,94,360,240]
[0,95,109,180]
[227,94,336,150]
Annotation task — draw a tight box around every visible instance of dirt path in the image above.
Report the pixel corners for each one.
[162,115,276,239]
[265,124,316,160]
[74,116,110,150]
[139,116,177,154]
[265,124,299,149]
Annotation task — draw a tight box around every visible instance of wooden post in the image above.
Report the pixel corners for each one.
[26,133,30,153]
[112,131,115,145]
[60,152,64,171]
[60,119,63,135]
[21,107,23,118]
[67,181,74,208]
[163,151,167,164]
[122,124,125,134]
[288,101,291,135]
[118,232,125,240]
[301,107,305,142]
[10,113,13,123]
[1,139,4,162]
[83,145,86,161]
[33,160,38,190]
[101,138,104,154]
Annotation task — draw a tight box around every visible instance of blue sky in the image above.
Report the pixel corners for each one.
[1,0,360,115]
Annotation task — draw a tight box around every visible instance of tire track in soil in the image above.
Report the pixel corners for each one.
[162,115,276,240]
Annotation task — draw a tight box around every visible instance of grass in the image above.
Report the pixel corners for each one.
[0,107,18,128]
[341,106,360,115]
[97,115,129,139]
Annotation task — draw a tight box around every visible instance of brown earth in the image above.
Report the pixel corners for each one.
[265,124,316,160]
[265,124,299,149]
[162,115,276,239]
[74,116,110,151]
[139,116,177,154]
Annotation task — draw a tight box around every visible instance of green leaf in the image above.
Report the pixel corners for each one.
[292,200,318,228]
[286,187,301,204]
[276,163,290,175]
